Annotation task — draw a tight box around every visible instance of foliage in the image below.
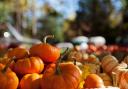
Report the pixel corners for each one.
[71,0,128,44]
[0,0,128,44]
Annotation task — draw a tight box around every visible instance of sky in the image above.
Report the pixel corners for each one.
[26,0,123,19]
[25,0,79,19]
[111,0,122,11]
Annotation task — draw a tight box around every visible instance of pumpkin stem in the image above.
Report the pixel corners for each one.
[55,48,69,75]
[2,56,16,73]
[71,57,77,65]
[43,35,54,43]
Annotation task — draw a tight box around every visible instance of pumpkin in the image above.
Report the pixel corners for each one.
[119,71,128,89]
[84,74,105,88]
[14,57,44,75]
[7,47,28,60]
[0,58,19,89]
[20,73,43,89]
[112,62,127,72]
[40,62,81,89]
[101,55,119,74]
[0,57,15,69]
[68,50,84,62]
[85,54,100,63]
[112,62,128,86]
[99,73,112,86]
[30,35,60,63]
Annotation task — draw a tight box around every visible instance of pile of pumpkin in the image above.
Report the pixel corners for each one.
[0,35,81,89]
[68,48,128,89]
[0,35,127,89]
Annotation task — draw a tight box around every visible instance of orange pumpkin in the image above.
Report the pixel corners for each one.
[112,62,128,86]
[84,74,105,88]
[40,63,81,89]
[14,57,44,75]
[29,35,60,63]
[20,73,43,89]
[0,62,19,89]
[119,71,128,89]
[7,47,28,60]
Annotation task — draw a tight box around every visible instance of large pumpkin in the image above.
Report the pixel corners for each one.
[29,35,60,63]
[0,63,19,89]
[20,73,43,89]
[84,74,105,88]
[40,63,81,89]
[14,57,44,75]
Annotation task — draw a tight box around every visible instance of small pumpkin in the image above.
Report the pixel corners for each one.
[68,50,84,62]
[84,74,105,88]
[0,57,14,68]
[14,57,44,75]
[85,54,100,63]
[30,35,60,63]
[7,47,28,60]
[0,58,19,89]
[20,73,43,89]
[40,62,81,89]
[101,55,119,74]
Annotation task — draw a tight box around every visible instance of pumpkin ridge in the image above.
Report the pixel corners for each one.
[62,73,76,89]
[30,57,37,73]
[109,63,119,73]
[25,58,31,73]
[102,59,115,68]
[61,64,80,82]
[61,64,80,89]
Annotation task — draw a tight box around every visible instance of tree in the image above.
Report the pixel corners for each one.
[71,0,127,44]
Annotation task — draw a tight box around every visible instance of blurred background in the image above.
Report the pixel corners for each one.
[0,0,128,56]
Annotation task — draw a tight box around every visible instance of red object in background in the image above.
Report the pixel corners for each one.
[88,44,97,52]
[86,44,128,55]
